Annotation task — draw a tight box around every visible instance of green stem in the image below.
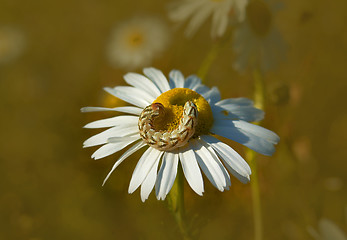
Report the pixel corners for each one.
[197,42,222,83]
[247,149,263,240]
[197,30,233,83]
[167,165,192,240]
[247,68,265,240]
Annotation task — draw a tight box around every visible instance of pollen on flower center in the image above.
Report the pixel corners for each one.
[152,88,213,137]
[127,31,144,48]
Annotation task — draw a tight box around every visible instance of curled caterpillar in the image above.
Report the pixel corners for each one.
[138,101,198,151]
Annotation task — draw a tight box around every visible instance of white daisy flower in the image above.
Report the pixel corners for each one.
[232,0,286,72]
[82,67,279,202]
[168,0,248,38]
[107,16,170,70]
[0,26,26,65]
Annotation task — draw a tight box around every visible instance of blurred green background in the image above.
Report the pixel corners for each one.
[1,0,346,239]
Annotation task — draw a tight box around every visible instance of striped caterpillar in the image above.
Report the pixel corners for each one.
[138,101,198,151]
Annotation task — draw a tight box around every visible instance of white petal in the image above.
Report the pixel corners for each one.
[232,120,280,144]
[107,135,139,143]
[81,106,143,115]
[169,70,185,89]
[211,120,278,156]
[83,125,139,147]
[201,135,251,183]
[143,67,170,93]
[91,138,140,160]
[104,87,151,108]
[216,97,254,107]
[213,105,264,122]
[115,86,155,104]
[191,139,227,191]
[215,97,264,122]
[168,0,202,21]
[185,3,213,38]
[193,84,210,95]
[140,155,161,202]
[103,141,147,185]
[84,115,138,129]
[234,0,248,22]
[128,147,164,194]
[155,151,179,200]
[201,86,221,104]
[198,138,231,188]
[184,74,202,89]
[211,3,229,38]
[179,144,204,195]
[123,72,161,98]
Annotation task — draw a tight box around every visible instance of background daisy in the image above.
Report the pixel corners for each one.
[168,0,249,38]
[232,0,286,72]
[107,16,170,70]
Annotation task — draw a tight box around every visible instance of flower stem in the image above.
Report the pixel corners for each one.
[197,30,233,83]
[247,68,265,240]
[247,149,263,240]
[197,42,221,83]
[167,165,192,240]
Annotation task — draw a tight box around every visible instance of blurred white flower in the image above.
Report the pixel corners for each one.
[308,218,347,240]
[168,0,248,38]
[0,26,25,65]
[107,16,170,70]
[232,0,286,73]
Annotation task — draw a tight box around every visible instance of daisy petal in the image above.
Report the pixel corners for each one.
[185,4,213,38]
[198,138,231,188]
[107,135,140,143]
[128,147,164,194]
[143,67,171,93]
[140,156,161,202]
[179,144,204,195]
[114,86,155,104]
[83,125,139,147]
[191,139,227,191]
[232,120,280,144]
[169,70,185,89]
[124,72,161,98]
[91,138,140,160]
[211,4,229,38]
[103,141,147,185]
[169,0,202,21]
[193,84,210,95]
[216,97,254,107]
[211,120,277,156]
[84,115,138,129]
[201,135,251,183]
[104,86,152,108]
[80,106,143,115]
[184,74,202,89]
[155,151,179,200]
[215,98,264,122]
[201,86,221,104]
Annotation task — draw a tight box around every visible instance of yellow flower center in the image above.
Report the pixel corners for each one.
[127,30,144,48]
[153,88,213,137]
[246,0,272,37]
